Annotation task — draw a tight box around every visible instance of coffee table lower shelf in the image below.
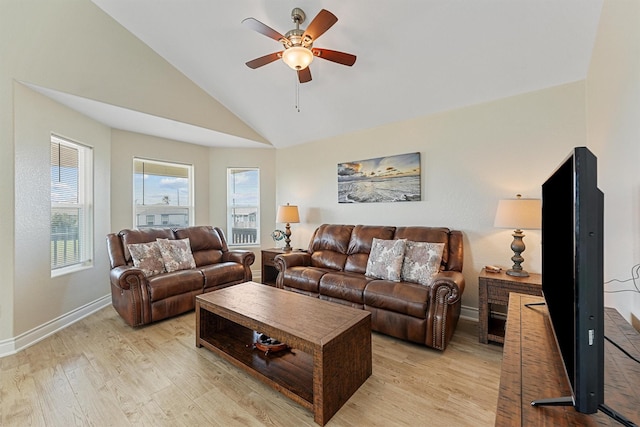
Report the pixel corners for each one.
[197,313,314,410]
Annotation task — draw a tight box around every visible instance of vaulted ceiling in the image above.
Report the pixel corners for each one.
[87,1,603,149]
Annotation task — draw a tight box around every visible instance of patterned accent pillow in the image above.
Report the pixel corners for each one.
[401,241,445,286]
[365,238,407,282]
[156,238,197,273]
[127,241,166,277]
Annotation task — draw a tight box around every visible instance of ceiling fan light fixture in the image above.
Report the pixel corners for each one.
[282,46,314,70]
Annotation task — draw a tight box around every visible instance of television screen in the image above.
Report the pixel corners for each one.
[540,146,604,414]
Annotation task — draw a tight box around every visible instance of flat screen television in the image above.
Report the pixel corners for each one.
[538,146,604,414]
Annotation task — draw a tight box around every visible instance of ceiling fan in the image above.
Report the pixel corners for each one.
[242,8,357,84]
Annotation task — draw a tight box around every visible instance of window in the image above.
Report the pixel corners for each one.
[51,134,93,274]
[134,158,193,229]
[227,168,260,246]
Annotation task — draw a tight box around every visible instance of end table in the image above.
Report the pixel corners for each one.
[478,268,542,344]
[261,248,288,287]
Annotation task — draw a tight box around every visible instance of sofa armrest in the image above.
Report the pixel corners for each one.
[426,271,465,350]
[110,265,146,291]
[430,271,465,304]
[273,252,311,272]
[223,250,256,267]
[222,250,255,281]
[109,265,151,326]
[274,252,311,289]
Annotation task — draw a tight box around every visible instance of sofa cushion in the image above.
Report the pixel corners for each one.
[365,238,406,281]
[157,238,196,272]
[394,227,450,269]
[199,262,246,291]
[319,271,373,305]
[363,280,430,319]
[147,269,203,301]
[127,241,166,277]
[345,225,396,273]
[119,228,175,264]
[175,226,225,267]
[401,241,445,286]
[281,266,331,294]
[308,224,354,271]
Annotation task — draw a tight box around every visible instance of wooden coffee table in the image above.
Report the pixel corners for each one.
[195,281,372,426]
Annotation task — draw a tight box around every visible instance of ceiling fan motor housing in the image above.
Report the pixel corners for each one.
[291,8,306,25]
[284,29,310,48]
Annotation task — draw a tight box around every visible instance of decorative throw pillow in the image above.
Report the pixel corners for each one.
[401,241,445,286]
[365,238,407,282]
[127,241,166,277]
[156,238,197,273]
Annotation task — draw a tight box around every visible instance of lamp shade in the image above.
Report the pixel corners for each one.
[494,196,541,230]
[276,204,300,223]
[282,46,314,70]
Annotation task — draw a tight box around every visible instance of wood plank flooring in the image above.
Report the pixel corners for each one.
[0,306,503,426]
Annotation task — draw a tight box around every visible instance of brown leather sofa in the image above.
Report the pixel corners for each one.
[274,224,464,350]
[106,226,255,326]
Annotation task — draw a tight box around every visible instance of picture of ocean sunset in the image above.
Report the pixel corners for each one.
[338,152,421,203]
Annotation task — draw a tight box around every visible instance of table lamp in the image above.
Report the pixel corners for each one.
[494,194,541,277]
[276,203,300,251]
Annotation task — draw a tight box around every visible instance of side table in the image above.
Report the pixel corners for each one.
[261,248,291,286]
[478,268,542,344]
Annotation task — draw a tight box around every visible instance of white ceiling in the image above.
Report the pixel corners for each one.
[86,0,603,149]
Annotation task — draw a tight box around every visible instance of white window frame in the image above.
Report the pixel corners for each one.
[133,158,194,229]
[227,167,260,247]
[51,134,94,277]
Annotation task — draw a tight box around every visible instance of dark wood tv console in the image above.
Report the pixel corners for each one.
[496,293,640,426]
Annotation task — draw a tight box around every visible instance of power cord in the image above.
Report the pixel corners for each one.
[604,335,640,365]
[602,263,640,365]
[604,263,640,294]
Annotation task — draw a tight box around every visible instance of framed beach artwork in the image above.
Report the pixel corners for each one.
[337,152,421,203]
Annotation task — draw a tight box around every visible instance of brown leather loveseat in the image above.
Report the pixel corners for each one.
[274,224,464,350]
[106,226,255,326]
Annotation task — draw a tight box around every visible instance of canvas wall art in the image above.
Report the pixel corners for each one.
[338,152,421,203]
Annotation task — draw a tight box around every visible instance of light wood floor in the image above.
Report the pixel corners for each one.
[0,306,503,426]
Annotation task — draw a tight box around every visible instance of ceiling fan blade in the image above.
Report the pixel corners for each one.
[297,67,312,83]
[245,52,282,69]
[242,17,286,42]
[302,9,338,42]
[312,48,357,66]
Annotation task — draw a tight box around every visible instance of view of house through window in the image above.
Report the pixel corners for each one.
[134,158,193,229]
[50,134,93,273]
[227,168,260,246]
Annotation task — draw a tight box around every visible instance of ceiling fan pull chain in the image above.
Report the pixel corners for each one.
[295,78,301,112]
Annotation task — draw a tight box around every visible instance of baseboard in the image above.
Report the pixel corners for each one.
[0,294,111,358]
[632,313,640,333]
[460,305,478,322]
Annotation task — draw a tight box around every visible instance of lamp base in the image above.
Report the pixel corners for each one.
[506,269,530,277]
[507,229,529,277]
[283,222,292,251]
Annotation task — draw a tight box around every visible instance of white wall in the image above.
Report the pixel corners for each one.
[13,83,112,334]
[587,0,640,321]
[276,82,587,314]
